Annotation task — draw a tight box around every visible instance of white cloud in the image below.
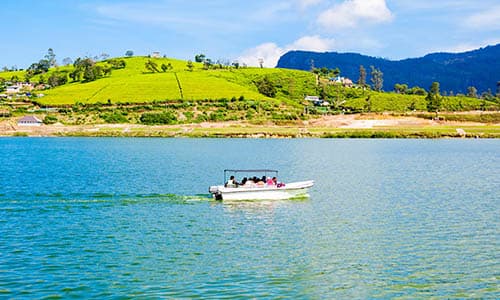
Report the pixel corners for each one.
[464,5,500,30]
[318,0,393,29]
[288,35,335,52]
[238,43,284,68]
[238,35,335,67]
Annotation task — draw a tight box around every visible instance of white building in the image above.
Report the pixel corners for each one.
[304,96,320,101]
[6,86,20,94]
[17,116,43,126]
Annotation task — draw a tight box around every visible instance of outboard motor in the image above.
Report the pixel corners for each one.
[209,186,223,200]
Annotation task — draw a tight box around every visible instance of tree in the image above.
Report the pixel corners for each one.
[27,59,50,75]
[72,57,102,82]
[62,57,73,66]
[407,86,426,95]
[48,71,68,87]
[100,53,110,61]
[107,58,126,69]
[370,66,383,91]
[74,57,95,69]
[426,81,442,115]
[194,54,206,63]
[481,89,494,101]
[186,60,194,71]
[330,67,340,77]
[45,48,57,67]
[255,76,277,97]
[358,65,366,87]
[144,60,159,73]
[83,65,101,82]
[102,66,112,76]
[364,96,372,112]
[24,72,33,83]
[394,83,408,94]
[467,86,478,98]
[161,63,168,72]
[497,81,500,97]
[125,50,134,57]
[69,68,82,82]
[203,59,213,70]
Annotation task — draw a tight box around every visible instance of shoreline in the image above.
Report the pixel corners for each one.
[2,115,499,138]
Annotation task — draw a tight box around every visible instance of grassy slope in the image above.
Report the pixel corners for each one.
[27,57,302,105]
[1,56,498,113]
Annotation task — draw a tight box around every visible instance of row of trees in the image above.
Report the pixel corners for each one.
[144,60,173,73]
[356,65,383,91]
[195,53,246,70]
[19,49,127,86]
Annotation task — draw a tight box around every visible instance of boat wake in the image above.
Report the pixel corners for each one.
[0,192,212,204]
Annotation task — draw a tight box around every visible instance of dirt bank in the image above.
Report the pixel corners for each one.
[1,114,498,138]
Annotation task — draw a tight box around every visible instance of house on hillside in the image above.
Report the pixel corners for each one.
[329,76,354,87]
[304,95,329,106]
[342,78,354,88]
[151,51,161,58]
[304,95,320,102]
[17,115,42,126]
[5,83,34,94]
[6,86,20,94]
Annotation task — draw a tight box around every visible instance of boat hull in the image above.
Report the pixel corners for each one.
[209,180,314,201]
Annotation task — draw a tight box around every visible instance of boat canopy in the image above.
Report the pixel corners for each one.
[224,169,278,183]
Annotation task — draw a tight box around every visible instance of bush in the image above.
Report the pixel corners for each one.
[107,59,126,69]
[101,111,128,123]
[140,111,177,125]
[48,72,68,87]
[271,112,298,120]
[209,111,225,121]
[43,115,58,124]
[255,76,277,98]
[195,113,209,123]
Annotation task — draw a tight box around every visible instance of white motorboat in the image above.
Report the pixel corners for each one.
[209,169,314,201]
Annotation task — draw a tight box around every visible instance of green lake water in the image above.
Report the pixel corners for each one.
[0,138,498,298]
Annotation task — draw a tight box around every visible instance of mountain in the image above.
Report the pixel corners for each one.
[276,44,500,94]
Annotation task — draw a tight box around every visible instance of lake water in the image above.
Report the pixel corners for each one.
[0,138,498,298]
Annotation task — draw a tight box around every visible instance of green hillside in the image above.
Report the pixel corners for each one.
[4,57,313,106]
[1,56,498,126]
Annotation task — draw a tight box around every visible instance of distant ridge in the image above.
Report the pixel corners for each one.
[277,44,500,94]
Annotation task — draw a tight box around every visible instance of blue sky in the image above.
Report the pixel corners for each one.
[1,0,499,68]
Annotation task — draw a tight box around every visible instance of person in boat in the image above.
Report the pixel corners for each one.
[241,177,248,186]
[225,175,239,188]
[244,177,255,187]
[272,177,278,185]
[256,176,265,187]
[266,177,275,186]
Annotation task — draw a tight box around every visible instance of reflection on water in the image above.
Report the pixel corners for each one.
[0,138,498,298]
